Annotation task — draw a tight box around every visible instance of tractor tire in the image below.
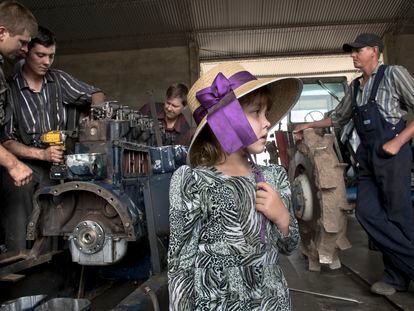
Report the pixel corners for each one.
[289,128,354,271]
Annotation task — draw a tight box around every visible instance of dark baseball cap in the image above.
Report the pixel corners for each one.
[343,33,384,52]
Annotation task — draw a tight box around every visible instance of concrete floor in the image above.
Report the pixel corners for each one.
[109,215,414,311]
[3,214,414,310]
[282,215,414,311]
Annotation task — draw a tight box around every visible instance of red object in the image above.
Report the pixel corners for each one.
[275,131,289,168]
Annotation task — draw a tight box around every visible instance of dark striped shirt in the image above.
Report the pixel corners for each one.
[331,64,414,127]
[1,67,101,145]
[0,55,7,125]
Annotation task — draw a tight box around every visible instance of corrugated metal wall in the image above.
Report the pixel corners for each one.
[23,0,413,59]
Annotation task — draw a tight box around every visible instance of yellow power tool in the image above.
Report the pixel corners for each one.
[40,130,67,146]
[40,130,68,180]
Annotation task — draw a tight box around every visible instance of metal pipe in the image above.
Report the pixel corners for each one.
[77,265,86,299]
[143,286,160,311]
[289,287,361,304]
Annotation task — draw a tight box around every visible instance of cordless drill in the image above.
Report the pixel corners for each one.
[40,130,68,180]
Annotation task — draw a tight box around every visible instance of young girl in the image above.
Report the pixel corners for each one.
[168,63,302,310]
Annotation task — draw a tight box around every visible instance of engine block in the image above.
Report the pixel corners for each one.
[27,102,181,265]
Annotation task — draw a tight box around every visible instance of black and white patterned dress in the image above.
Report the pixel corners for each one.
[168,164,300,311]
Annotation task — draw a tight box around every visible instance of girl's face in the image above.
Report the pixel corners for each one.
[243,101,270,154]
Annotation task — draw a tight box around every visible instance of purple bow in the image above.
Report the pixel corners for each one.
[195,71,258,154]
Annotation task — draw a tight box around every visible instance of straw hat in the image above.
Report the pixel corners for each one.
[188,63,303,154]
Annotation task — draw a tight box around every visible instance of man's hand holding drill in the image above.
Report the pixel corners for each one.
[42,145,65,163]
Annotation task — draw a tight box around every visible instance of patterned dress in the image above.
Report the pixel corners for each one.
[168,164,300,310]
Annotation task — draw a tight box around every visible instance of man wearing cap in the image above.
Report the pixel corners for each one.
[294,33,414,296]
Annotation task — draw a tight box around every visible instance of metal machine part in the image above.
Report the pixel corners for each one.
[69,220,128,265]
[69,233,128,265]
[291,173,313,221]
[66,153,106,180]
[25,102,173,266]
[72,220,105,254]
[28,177,143,266]
[289,129,354,271]
[0,295,48,310]
[0,100,183,310]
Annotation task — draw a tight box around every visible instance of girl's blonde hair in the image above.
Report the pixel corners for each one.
[189,86,272,167]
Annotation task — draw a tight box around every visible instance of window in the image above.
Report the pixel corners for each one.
[290,80,346,123]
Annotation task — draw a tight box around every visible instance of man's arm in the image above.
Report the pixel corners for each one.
[78,91,106,120]
[0,144,32,186]
[383,66,414,155]
[3,140,64,163]
[382,119,414,156]
[293,117,333,140]
[293,83,354,140]
[55,70,105,120]
[56,70,103,106]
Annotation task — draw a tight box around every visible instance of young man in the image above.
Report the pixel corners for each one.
[0,26,105,251]
[141,83,193,146]
[294,33,414,296]
[0,1,37,187]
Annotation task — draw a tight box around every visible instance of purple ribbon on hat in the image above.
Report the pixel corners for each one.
[195,71,258,154]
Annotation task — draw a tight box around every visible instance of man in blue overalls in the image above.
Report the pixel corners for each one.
[294,33,414,296]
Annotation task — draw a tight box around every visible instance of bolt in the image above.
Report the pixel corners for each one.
[125,222,130,228]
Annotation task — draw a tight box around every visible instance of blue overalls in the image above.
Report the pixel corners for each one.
[353,65,414,290]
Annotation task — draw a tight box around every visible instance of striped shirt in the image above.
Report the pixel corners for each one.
[331,64,414,127]
[1,67,101,145]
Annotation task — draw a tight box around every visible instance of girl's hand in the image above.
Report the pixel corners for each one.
[255,182,290,236]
